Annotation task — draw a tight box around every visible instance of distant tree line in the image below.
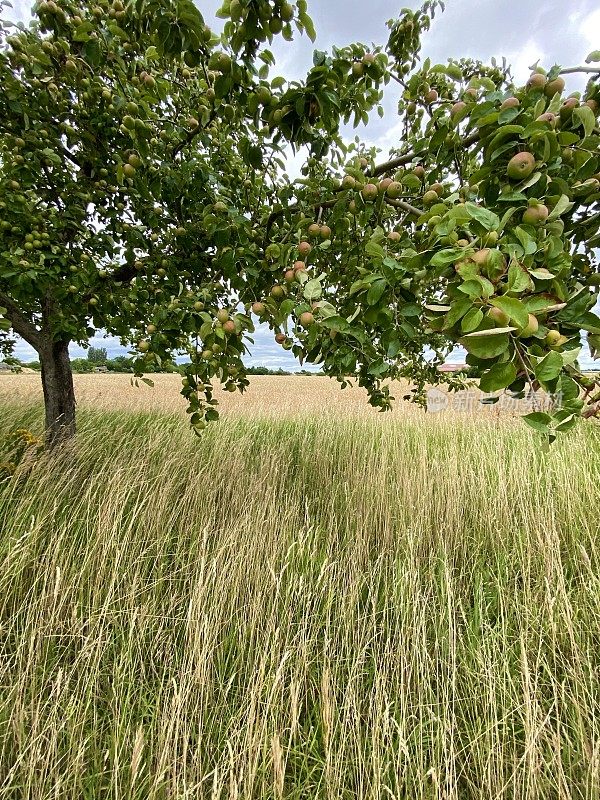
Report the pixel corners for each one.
[4,351,324,377]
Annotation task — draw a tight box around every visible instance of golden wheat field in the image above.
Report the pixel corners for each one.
[0,371,542,422]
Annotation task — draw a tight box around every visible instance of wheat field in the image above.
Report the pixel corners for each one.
[1,386,599,799]
[0,372,538,421]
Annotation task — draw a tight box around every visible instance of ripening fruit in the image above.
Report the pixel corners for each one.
[358,157,369,169]
[422,190,438,206]
[387,231,401,242]
[352,62,364,77]
[506,152,535,181]
[216,308,230,323]
[378,177,393,192]
[518,314,539,338]
[308,223,321,237]
[194,301,204,311]
[251,301,265,315]
[386,181,402,199]
[123,163,135,178]
[471,248,491,266]
[500,96,520,110]
[271,285,285,299]
[522,204,549,225]
[298,241,311,256]
[147,324,157,334]
[342,175,356,189]
[424,89,438,103]
[299,311,314,327]
[222,320,236,334]
[128,153,142,168]
[450,101,466,118]
[560,97,579,120]
[488,307,510,327]
[280,1,293,21]
[293,260,306,271]
[544,77,565,97]
[320,225,331,239]
[138,340,150,352]
[527,72,547,91]
[361,183,378,201]
[284,269,296,283]
[274,332,286,344]
[536,112,556,127]
[413,165,425,180]
[545,330,562,346]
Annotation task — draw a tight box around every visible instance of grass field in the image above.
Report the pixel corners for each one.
[1,382,600,799]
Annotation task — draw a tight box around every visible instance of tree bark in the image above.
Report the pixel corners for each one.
[40,339,76,446]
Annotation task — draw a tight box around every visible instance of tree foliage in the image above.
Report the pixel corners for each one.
[0,0,599,443]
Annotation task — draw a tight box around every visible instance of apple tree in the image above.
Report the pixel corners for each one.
[0,0,390,444]
[258,10,600,441]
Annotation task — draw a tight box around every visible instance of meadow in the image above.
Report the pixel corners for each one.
[1,375,600,799]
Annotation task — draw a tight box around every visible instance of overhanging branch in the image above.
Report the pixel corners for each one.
[0,292,44,351]
[369,131,480,178]
[385,197,422,216]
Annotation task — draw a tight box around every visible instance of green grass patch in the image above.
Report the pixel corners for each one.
[1,401,600,798]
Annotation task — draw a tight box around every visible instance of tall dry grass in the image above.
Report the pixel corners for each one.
[1,401,600,799]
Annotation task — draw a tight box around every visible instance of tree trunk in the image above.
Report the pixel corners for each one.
[40,339,76,446]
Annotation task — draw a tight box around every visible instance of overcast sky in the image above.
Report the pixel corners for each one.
[5,0,599,367]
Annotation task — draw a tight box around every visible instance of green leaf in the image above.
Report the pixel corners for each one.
[367,279,387,305]
[464,202,500,231]
[573,105,596,138]
[535,351,563,383]
[430,247,465,267]
[514,227,537,255]
[303,279,322,301]
[579,312,600,334]
[463,326,516,337]
[554,413,577,432]
[460,307,484,333]
[529,268,554,280]
[459,332,510,359]
[299,12,316,41]
[479,361,517,393]
[586,50,600,63]
[547,193,573,221]
[443,296,472,329]
[365,240,386,260]
[507,261,533,293]
[523,411,552,432]
[498,106,521,125]
[490,296,529,329]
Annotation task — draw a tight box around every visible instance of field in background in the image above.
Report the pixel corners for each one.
[0,372,536,421]
[1,399,600,798]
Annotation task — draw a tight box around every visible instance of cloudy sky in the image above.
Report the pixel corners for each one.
[5,0,599,367]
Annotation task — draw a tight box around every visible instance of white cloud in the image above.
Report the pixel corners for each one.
[579,9,600,51]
